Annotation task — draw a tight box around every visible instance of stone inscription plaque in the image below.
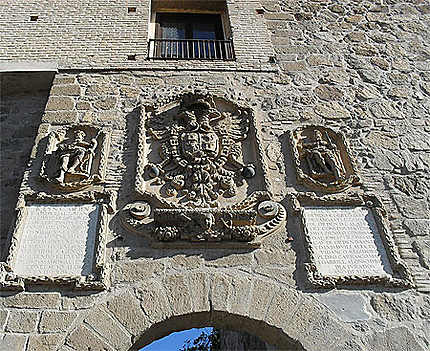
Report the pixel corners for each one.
[303,206,393,277]
[14,204,99,277]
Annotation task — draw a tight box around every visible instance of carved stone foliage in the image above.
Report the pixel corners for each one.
[289,126,360,192]
[40,124,110,191]
[0,191,113,291]
[124,92,285,246]
[290,192,414,289]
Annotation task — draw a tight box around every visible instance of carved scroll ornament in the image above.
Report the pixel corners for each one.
[121,192,286,246]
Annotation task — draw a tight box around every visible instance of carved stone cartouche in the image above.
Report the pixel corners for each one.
[290,126,360,192]
[122,92,286,245]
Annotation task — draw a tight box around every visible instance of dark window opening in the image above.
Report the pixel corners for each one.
[157,13,224,40]
[149,13,235,60]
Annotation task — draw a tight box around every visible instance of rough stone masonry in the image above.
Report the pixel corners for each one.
[0,0,429,350]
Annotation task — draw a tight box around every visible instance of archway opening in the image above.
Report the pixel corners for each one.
[130,311,304,351]
[141,326,273,351]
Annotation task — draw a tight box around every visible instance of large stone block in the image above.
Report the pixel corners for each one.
[94,97,117,110]
[27,334,63,351]
[62,294,99,310]
[86,84,119,96]
[316,293,370,322]
[6,310,39,333]
[111,260,164,284]
[162,274,193,316]
[227,275,252,317]
[284,297,328,340]
[210,273,232,312]
[265,288,302,330]
[66,324,114,351]
[187,271,210,313]
[42,111,78,124]
[0,310,8,331]
[248,279,279,321]
[39,311,78,333]
[53,77,76,85]
[84,305,132,350]
[136,279,172,324]
[45,97,75,111]
[2,293,61,309]
[300,314,353,351]
[50,84,81,96]
[0,334,27,351]
[106,291,149,336]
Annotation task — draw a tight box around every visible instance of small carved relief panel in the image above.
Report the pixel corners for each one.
[122,92,286,247]
[289,126,360,192]
[40,124,110,191]
[290,192,413,288]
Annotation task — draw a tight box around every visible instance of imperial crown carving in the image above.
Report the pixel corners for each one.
[121,92,286,246]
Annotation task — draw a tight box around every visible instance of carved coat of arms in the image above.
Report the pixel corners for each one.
[121,92,286,245]
[289,126,360,192]
[145,93,255,207]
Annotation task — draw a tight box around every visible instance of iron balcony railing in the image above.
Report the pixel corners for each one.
[148,38,235,61]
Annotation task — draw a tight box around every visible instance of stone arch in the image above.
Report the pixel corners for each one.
[131,311,303,350]
[63,271,355,351]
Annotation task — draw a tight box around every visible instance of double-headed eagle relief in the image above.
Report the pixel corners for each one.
[145,93,255,207]
[40,125,110,190]
[290,126,360,192]
[121,92,286,246]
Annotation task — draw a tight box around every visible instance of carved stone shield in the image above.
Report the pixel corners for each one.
[289,125,361,192]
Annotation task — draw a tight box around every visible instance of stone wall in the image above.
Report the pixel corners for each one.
[0,73,54,255]
[1,0,429,350]
[1,0,274,70]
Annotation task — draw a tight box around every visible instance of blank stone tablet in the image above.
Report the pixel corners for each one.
[13,203,99,277]
[302,206,393,277]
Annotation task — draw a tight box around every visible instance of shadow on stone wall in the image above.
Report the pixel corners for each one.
[0,72,54,257]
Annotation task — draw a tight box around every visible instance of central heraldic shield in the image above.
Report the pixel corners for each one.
[120,92,286,245]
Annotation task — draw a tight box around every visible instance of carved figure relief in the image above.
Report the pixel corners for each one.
[40,125,110,190]
[122,92,286,246]
[289,126,360,192]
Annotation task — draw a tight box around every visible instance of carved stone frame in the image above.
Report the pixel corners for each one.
[123,92,286,248]
[39,123,111,191]
[290,192,414,289]
[1,191,114,291]
[288,125,361,192]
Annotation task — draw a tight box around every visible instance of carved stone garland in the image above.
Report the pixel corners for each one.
[121,92,286,246]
